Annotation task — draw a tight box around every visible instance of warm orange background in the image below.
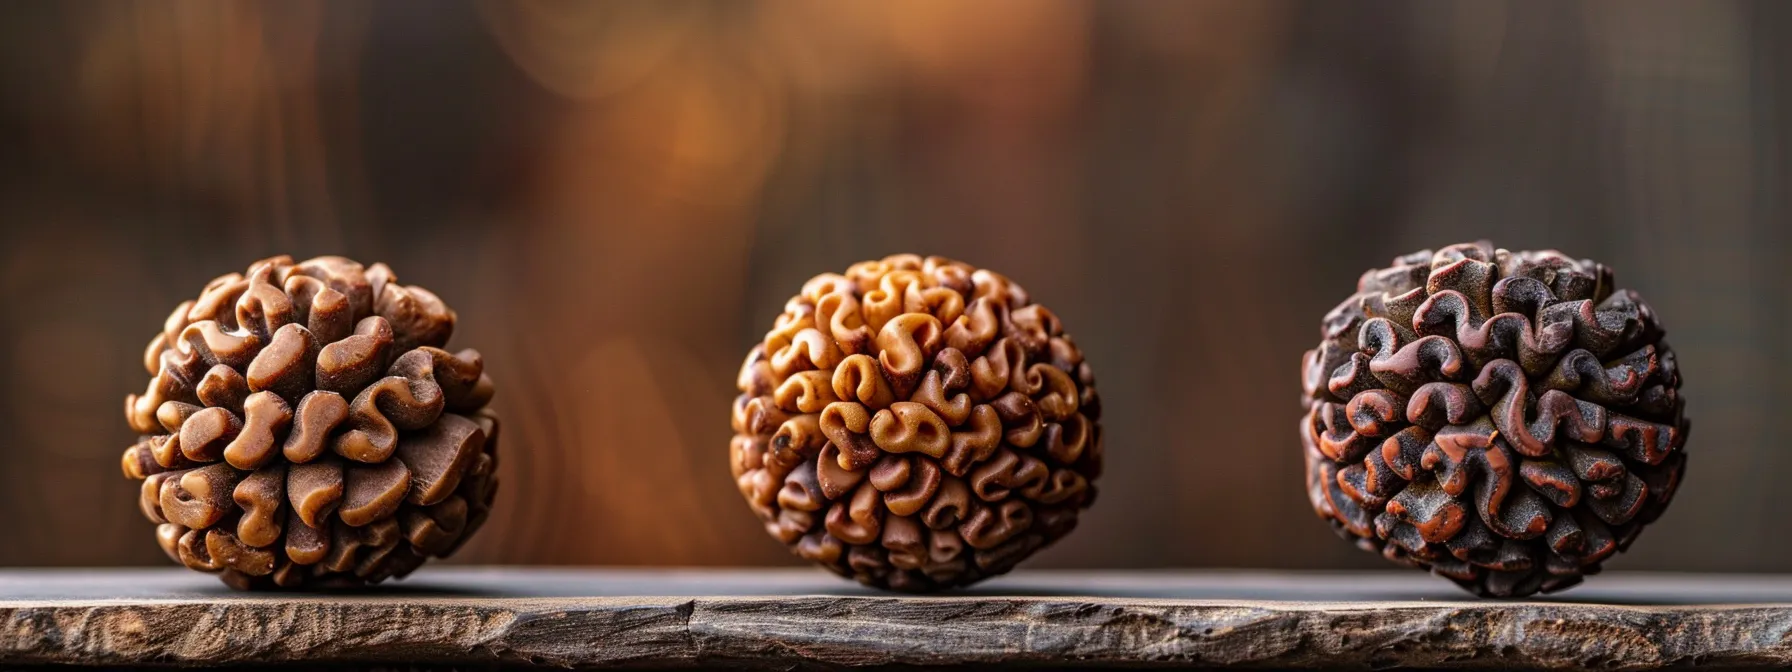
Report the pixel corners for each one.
[0,1,1785,572]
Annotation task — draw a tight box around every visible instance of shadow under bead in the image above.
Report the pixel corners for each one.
[1300,241,1689,598]
[732,254,1103,592]
[121,255,500,590]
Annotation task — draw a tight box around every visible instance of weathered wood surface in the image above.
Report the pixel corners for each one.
[7,569,1792,670]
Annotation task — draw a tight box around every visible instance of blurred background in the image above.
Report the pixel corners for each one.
[0,0,1786,572]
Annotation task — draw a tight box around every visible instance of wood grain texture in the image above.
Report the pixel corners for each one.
[9,568,1792,670]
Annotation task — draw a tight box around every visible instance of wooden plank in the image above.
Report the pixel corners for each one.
[6,568,1792,669]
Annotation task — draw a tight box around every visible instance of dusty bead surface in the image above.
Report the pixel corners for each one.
[123,255,498,589]
[733,254,1103,592]
[1301,242,1688,597]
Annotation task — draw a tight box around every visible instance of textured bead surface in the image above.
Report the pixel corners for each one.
[123,255,498,589]
[733,254,1102,592]
[1301,242,1688,597]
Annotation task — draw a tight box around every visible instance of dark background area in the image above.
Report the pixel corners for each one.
[0,0,1787,572]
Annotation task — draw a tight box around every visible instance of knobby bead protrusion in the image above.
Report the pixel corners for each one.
[122,255,500,589]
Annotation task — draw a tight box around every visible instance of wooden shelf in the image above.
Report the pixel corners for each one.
[5,568,1792,669]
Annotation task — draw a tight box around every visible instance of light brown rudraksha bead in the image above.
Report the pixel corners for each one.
[732,254,1102,592]
[123,255,498,589]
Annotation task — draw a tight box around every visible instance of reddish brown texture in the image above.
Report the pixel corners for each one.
[1302,242,1689,597]
[122,255,499,589]
[734,254,1102,591]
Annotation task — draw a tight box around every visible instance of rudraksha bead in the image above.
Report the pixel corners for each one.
[733,255,1102,591]
[122,255,498,589]
[1302,242,1688,597]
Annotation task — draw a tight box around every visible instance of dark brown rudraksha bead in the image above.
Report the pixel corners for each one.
[733,254,1102,592]
[1301,242,1688,597]
[123,255,498,589]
